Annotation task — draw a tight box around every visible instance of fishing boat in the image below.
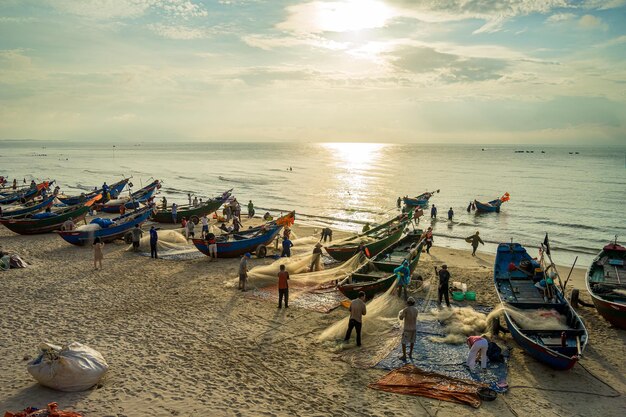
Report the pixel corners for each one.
[151,189,232,223]
[57,204,154,245]
[0,181,51,205]
[403,190,439,207]
[337,231,425,300]
[58,178,129,206]
[586,240,626,329]
[325,216,407,262]
[100,180,160,213]
[494,242,588,370]
[475,192,510,213]
[191,224,283,258]
[0,195,56,219]
[0,198,98,235]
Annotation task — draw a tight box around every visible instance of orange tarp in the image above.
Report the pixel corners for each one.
[368,364,484,408]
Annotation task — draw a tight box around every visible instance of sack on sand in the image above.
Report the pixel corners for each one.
[27,342,108,392]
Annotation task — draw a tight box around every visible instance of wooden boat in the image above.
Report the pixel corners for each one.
[0,181,50,205]
[0,195,55,219]
[403,190,438,207]
[325,216,407,262]
[337,231,425,300]
[57,204,154,246]
[100,180,160,213]
[191,224,283,258]
[58,178,129,206]
[475,192,510,213]
[229,211,296,240]
[151,189,232,223]
[0,198,98,235]
[586,241,626,329]
[494,243,588,370]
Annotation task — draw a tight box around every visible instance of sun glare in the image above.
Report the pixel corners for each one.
[322,142,386,170]
[313,0,394,32]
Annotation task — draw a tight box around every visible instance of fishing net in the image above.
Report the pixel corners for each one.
[127,229,189,252]
[104,197,130,206]
[76,224,101,232]
[486,304,569,331]
[429,307,489,344]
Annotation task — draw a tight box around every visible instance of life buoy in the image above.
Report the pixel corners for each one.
[256,245,267,258]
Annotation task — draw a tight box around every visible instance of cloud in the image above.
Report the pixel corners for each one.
[50,0,207,20]
[578,14,608,30]
[546,13,576,23]
[149,23,212,39]
[242,34,348,51]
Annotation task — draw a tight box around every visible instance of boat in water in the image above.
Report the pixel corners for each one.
[493,242,588,370]
[586,240,626,329]
[337,230,425,300]
[475,192,510,213]
[403,190,439,208]
[57,204,154,245]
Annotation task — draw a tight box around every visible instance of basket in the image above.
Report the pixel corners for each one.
[465,291,476,301]
[452,291,464,301]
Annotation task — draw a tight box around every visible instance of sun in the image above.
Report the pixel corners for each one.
[313,0,395,32]
[322,142,387,170]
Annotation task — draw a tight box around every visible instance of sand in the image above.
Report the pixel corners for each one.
[0,219,624,417]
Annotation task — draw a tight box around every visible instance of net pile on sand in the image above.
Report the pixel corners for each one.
[126,229,201,259]
[429,307,489,344]
[76,224,101,232]
[229,252,368,289]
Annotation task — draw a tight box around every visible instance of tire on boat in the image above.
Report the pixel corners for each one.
[256,244,267,258]
[191,215,200,224]
[123,231,133,244]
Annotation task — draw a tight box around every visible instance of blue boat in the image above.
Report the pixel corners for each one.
[0,195,56,219]
[100,180,160,213]
[474,199,501,213]
[59,178,129,206]
[493,243,588,370]
[56,204,154,246]
[0,181,51,205]
[191,224,283,258]
[403,190,438,207]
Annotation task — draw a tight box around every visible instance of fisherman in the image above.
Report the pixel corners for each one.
[131,224,143,252]
[205,231,217,261]
[201,214,209,237]
[119,203,126,216]
[102,182,109,199]
[30,180,36,189]
[186,218,195,240]
[394,259,411,300]
[358,242,369,258]
[466,231,484,256]
[281,236,293,257]
[344,291,367,347]
[277,264,289,308]
[187,193,192,206]
[149,226,158,259]
[283,226,291,240]
[171,203,178,223]
[12,179,17,189]
[224,205,232,222]
[397,197,402,209]
[309,242,323,272]
[437,264,451,308]
[181,217,187,229]
[161,196,168,210]
[421,227,433,254]
[193,196,198,207]
[448,207,454,221]
[362,223,371,233]
[239,253,251,291]
[430,204,437,219]
[61,217,75,231]
[233,215,242,233]
[467,201,472,213]
[466,335,489,370]
[321,227,333,243]
[248,200,255,218]
[263,211,272,221]
[399,297,418,361]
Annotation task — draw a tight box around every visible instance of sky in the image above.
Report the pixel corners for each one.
[0,0,625,144]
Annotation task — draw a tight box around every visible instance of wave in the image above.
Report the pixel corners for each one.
[535,220,599,231]
[218,175,285,185]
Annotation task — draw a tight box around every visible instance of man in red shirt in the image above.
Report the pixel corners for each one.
[278,264,289,308]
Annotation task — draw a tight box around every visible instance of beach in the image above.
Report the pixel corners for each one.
[1,219,624,417]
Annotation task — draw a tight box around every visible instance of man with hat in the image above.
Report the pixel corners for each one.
[399,297,418,361]
[310,242,323,272]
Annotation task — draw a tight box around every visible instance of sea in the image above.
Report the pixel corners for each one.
[1,141,625,267]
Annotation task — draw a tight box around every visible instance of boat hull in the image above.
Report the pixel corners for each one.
[0,205,89,235]
[59,178,128,206]
[0,195,55,219]
[57,206,153,245]
[191,225,282,258]
[586,244,626,329]
[338,273,396,300]
[494,242,588,370]
[325,227,404,262]
[152,192,230,223]
[100,180,159,213]
[474,199,501,213]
